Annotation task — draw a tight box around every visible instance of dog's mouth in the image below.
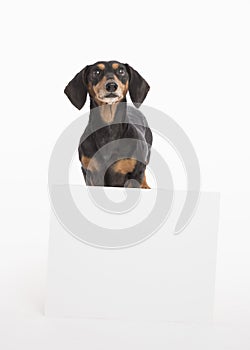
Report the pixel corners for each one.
[97,92,122,105]
[104,93,118,98]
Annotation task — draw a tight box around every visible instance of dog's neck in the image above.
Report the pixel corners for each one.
[89,97,128,128]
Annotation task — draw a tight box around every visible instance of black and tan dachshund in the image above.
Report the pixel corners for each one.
[64,61,152,188]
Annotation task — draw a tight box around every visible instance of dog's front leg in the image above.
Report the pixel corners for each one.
[80,154,101,186]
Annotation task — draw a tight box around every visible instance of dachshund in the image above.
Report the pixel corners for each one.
[64,61,152,188]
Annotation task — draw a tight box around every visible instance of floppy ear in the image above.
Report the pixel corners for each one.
[125,64,150,108]
[64,66,89,110]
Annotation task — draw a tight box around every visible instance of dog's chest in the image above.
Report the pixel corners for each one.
[95,125,121,162]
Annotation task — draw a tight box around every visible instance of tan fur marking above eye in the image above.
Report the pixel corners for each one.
[113,159,136,174]
[81,156,99,172]
[97,63,105,70]
[112,63,119,69]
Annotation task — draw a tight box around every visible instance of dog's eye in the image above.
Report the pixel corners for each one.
[92,69,101,77]
[118,68,125,76]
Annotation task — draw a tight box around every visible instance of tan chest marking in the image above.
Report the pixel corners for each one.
[99,103,118,123]
[113,158,136,175]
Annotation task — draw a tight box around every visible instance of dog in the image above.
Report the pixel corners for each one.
[64,61,152,188]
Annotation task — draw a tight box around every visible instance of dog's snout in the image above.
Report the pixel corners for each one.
[106,81,118,92]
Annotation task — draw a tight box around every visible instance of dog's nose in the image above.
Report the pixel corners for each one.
[106,81,118,92]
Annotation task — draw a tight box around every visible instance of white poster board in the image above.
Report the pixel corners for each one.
[46,188,220,322]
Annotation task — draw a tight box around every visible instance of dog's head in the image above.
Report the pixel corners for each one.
[64,61,150,110]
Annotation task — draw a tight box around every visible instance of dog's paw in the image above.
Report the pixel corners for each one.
[140,184,151,189]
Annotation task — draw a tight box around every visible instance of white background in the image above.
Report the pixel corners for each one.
[0,0,250,348]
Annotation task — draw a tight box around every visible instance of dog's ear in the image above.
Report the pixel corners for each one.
[125,64,150,108]
[64,66,89,110]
